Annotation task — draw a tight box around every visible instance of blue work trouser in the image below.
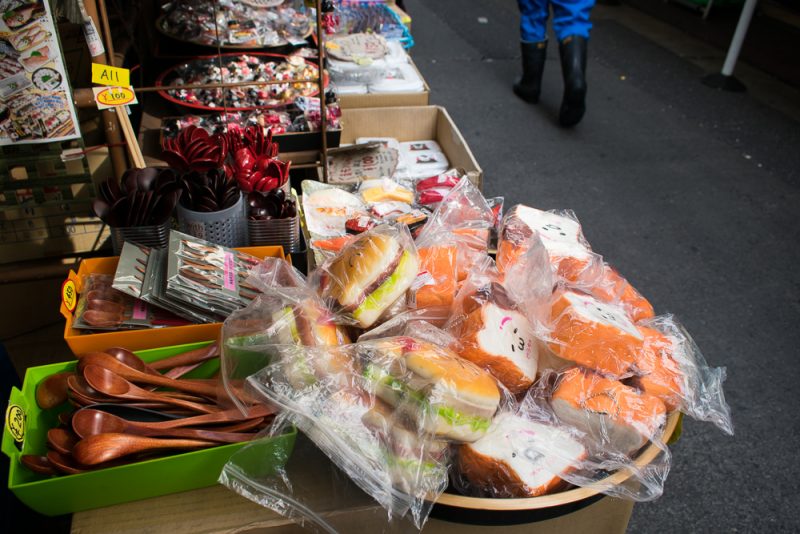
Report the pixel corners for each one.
[517,0,594,43]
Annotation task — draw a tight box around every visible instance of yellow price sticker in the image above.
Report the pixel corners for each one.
[91,63,130,87]
[5,404,25,443]
[61,279,78,313]
[92,86,138,109]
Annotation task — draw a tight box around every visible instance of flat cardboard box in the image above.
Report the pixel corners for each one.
[338,105,483,189]
[337,58,430,109]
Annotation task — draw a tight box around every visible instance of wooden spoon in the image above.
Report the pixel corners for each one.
[20,455,57,476]
[47,428,80,455]
[149,342,220,371]
[73,433,214,465]
[36,372,72,409]
[72,409,259,443]
[46,451,86,475]
[83,365,219,414]
[80,353,222,399]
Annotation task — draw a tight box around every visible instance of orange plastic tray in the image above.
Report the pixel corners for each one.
[60,246,286,356]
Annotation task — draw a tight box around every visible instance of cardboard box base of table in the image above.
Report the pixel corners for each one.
[72,435,633,534]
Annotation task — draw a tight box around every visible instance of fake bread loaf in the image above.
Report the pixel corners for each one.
[360,339,501,442]
[549,290,644,378]
[458,412,587,497]
[456,282,538,395]
[414,245,458,309]
[551,368,667,453]
[497,205,596,283]
[630,328,685,411]
[325,230,419,328]
[589,265,655,323]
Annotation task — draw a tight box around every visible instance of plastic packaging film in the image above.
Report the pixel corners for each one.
[311,223,420,330]
[222,336,508,529]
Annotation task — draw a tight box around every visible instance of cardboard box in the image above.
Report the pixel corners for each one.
[71,438,634,533]
[338,105,483,189]
[60,245,286,355]
[2,341,297,516]
[337,59,430,109]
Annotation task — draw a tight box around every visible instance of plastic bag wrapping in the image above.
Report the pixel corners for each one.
[409,233,459,314]
[501,230,556,335]
[219,433,418,534]
[587,264,655,323]
[226,336,510,528]
[415,177,495,283]
[221,259,351,414]
[310,223,420,330]
[451,367,671,501]
[629,315,733,435]
[547,288,649,378]
[497,205,603,288]
[444,256,539,396]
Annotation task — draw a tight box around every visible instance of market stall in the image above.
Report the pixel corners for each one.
[2,1,733,532]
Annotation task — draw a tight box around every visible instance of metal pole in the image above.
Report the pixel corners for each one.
[701,0,758,92]
[722,0,758,76]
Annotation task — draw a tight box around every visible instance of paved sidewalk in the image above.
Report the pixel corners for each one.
[405,0,800,531]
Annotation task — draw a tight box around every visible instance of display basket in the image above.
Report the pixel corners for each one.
[177,193,247,248]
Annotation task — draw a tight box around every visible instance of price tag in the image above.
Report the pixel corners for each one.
[61,279,78,313]
[5,404,25,443]
[91,63,130,87]
[92,86,138,109]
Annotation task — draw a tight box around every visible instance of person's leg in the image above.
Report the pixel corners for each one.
[514,0,549,103]
[551,0,594,126]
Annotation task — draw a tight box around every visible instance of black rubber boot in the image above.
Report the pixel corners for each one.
[513,40,547,104]
[558,36,588,127]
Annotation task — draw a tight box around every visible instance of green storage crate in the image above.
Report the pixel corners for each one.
[2,341,296,516]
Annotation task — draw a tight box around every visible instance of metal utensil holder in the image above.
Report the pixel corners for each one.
[177,192,248,248]
[110,221,172,255]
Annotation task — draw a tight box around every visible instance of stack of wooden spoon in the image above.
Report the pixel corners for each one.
[22,343,273,477]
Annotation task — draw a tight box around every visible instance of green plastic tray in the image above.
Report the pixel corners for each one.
[2,341,296,516]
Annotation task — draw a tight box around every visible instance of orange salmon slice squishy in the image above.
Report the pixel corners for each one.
[551,367,667,453]
[549,291,644,378]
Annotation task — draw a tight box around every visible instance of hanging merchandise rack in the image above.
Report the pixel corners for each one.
[74,0,331,179]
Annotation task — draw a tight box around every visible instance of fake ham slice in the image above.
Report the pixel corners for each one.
[549,290,644,378]
[552,368,667,453]
[458,412,586,497]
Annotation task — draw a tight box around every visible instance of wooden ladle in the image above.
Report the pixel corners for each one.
[20,455,58,476]
[46,451,86,475]
[36,372,72,409]
[47,428,79,455]
[82,365,218,414]
[71,409,260,443]
[73,433,214,465]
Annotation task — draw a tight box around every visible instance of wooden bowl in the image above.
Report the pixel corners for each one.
[431,411,680,525]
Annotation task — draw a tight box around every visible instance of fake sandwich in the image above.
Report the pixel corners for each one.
[361,400,449,493]
[359,338,501,442]
[453,282,538,395]
[458,412,587,497]
[551,368,667,453]
[322,226,420,329]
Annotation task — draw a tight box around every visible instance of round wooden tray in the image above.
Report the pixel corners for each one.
[431,411,680,524]
[155,15,313,50]
[155,52,324,113]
